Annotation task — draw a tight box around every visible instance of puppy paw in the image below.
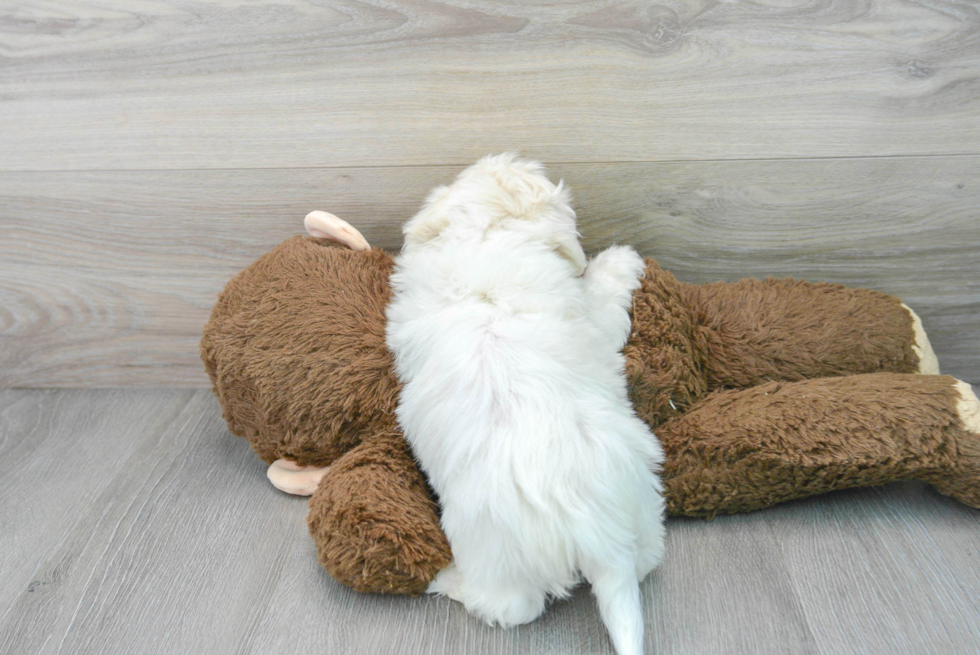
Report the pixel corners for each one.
[427,562,546,627]
[478,587,547,628]
[586,246,646,302]
[427,562,466,602]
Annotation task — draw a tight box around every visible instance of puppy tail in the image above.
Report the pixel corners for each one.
[590,564,645,655]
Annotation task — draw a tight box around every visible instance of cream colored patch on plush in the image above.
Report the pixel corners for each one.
[267,458,329,496]
[305,211,371,251]
[955,381,980,434]
[901,303,940,374]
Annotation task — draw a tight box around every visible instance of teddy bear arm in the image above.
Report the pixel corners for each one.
[679,278,933,390]
[306,426,451,595]
[658,372,980,518]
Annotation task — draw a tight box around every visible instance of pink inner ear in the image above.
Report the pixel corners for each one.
[304,211,371,251]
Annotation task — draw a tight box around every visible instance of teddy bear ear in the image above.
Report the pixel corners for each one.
[304,211,371,251]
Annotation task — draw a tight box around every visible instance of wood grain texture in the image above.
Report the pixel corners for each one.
[767,486,980,653]
[2,156,977,387]
[1,389,978,654]
[2,0,980,171]
[0,390,195,616]
[0,390,303,655]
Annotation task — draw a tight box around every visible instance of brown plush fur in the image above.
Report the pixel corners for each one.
[659,373,977,517]
[305,421,451,593]
[624,261,920,428]
[203,237,449,594]
[201,236,979,595]
[201,237,400,467]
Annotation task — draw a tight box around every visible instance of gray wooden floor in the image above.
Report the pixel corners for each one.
[1,388,978,655]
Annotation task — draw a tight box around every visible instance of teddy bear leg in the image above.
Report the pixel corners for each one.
[306,428,451,595]
[266,459,330,496]
[657,372,979,517]
[680,279,933,388]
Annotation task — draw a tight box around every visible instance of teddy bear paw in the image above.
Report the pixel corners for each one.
[901,303,940,375]
[931,381,980,509]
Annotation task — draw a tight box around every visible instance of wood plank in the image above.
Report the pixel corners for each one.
[0,389,310,655]
[0,390,195,613]
[241,510,818,655]
[2,390,978,654]
[766,482,980,654]
[2,0,980,171]
[2,156,977,387]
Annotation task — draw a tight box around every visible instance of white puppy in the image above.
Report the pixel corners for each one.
[386,154,665,655]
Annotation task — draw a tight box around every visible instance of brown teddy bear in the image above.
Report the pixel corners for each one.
[200,211,980,596]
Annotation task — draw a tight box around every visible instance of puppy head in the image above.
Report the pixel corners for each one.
[403,153,587,274]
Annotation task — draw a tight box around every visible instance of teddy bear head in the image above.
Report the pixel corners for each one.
[200,234,400,466]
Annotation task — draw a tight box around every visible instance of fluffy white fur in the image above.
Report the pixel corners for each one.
[385,154,666,655]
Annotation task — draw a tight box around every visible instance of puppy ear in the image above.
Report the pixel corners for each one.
[553,230,588,275]
[305,211,371,251]
[547,181,587,275]
[403,185,452,247]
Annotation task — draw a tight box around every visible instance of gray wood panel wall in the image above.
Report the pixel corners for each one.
[2,0,978,387]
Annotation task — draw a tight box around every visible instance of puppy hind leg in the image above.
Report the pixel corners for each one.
[426,561,461,597]
[634,503,667,581]
[428,563,546,627]
[478,583,547,628]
